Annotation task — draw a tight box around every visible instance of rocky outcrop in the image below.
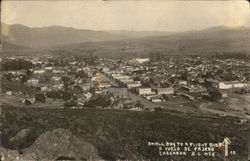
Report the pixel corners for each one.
[22,128,100,161]
[9,129,30,143]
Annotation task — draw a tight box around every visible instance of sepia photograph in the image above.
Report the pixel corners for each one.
[0,0,250,161]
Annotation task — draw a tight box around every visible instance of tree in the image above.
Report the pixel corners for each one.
[154,107,163,112]
[20,75,28,84]
[62,91,72,101]
[64,100,77,108]
[85,94,112,108]
[24,100,32,105]
[61,76,71,83]
[73,85,83,95]
[162,94,169,101]
[2,73,13,81]
[1,59,33,71]
[26,69,32,78]
[76,71,88,78]
[135,101,145,108]
[35,93,46,103]
[207,87,222,101]
[46,90,63,99]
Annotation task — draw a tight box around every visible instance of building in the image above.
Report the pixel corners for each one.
[108,87,128,98]
[98,83,111,89]
[45,66,53,70]
[127,83,142,89]
[219,81,248,89]
[27,78,39,85]
[34,70,45,74]
[52,84,64,90]
[181,85,206,93]
[138,88,152,95]
[150,96,162,103]
[156,87,174,95]
[134,58,150,64]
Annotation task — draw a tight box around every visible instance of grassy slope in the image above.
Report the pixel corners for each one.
[1,106,249,161]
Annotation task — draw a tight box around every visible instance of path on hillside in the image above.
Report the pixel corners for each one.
[199,102,250,120]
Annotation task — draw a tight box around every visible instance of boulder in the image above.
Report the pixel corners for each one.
[0,147,20,161]
[21,128,100,161]
[9,129,31,143]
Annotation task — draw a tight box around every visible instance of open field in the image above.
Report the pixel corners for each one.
[1,106,249,161]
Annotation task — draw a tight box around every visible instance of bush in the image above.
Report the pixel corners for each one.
[35,93,46,103]
[154,107,163,112]
[24,100,32,105]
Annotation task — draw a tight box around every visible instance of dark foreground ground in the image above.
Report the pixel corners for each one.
[0,106,250,161]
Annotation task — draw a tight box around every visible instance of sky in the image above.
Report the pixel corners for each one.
[1,0,250,32]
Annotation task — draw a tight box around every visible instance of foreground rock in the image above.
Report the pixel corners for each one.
[0,147,20,161]
[9,129,31,143]
[21,128,100,161]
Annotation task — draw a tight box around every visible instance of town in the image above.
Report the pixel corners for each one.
[1,54,250,117]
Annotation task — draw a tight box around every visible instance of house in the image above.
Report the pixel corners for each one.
[27,78,39,85]
[53,70,64,74]
[181,92,196,100]
[181,85,206,93]
[84,92,92,100]
[45,66,53,70]
[138,88,152,95]
[129,107,142,111]
[219,82,233,89]
[108,87,128,98]
[80,83,91,91]
[150,96,162,103]
[127,83,142,89]
[219,81,247,89]
[232,81,247,88]
[131,58,150,64]
[34,70,46,74]
[51,76,61,82]
[6,91,13,95]
[98,83,111,89]
[52,84,64,89]
[40,86,48,92]
[156,87,174,95]
[179,80,188,85]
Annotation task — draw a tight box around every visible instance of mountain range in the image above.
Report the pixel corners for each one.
[1,23,250,56]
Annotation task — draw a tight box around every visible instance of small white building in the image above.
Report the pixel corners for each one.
[27,78,39,85]
[157,87,174,95]
[34,70,46,74]
[151,97,162,103]
[133,58,150,64]
[41,86,48,92]
[138,88,152,95]
[45,66,53,70]
[51,76,61,82]
[219,81,247,89]
[127,83,142,89]
[53,84,64,89]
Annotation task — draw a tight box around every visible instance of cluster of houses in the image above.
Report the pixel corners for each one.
[1,55,250,109]
[97,56,250,102]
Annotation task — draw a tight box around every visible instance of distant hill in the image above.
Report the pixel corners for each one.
[105,30,175,38]
[57,26,250,56]
[1,40,43,56]
[2,23,250,56]
[1,23,128,48]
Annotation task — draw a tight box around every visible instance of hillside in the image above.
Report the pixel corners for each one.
[1,40,45,56]
[1,106,249,161]
[56,26,250,56]
[105,30,175,38]
[2,23,250,56]
[1,23,127,48]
